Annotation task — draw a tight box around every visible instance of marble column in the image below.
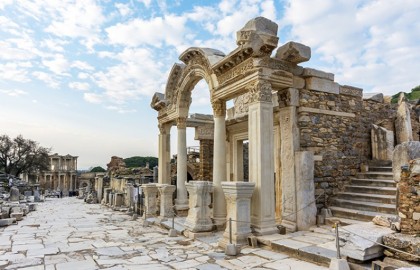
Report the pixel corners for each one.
[158,123,171,185]
[247,80,277,235]
[157,184,176,220]
[212,100,227,227]
[175,117,189,211]
[184,181,213,232]
[219,181,255,248]
[142,184,158,218]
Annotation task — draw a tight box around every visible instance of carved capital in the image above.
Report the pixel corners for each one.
[176,117,187,129]
[212,100,226,117]
[248,80,272,103]
[158,123,171,135]
[277,88,299,108]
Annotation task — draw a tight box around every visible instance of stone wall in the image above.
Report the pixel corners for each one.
[298,88,363,195]
[398,160,420,234]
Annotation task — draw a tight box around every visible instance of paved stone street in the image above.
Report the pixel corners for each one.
[0,198,328,269]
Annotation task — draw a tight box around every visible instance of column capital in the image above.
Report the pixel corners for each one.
[176,117,187,129]
[247,80,272,103]
[158,123,171,134]
[212,100,226,117]
[278,88,299,108]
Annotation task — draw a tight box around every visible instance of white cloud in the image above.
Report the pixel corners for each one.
[106,105,137,114]
[0,0,13,10]
[43,0,105,49]
[71,60,94,71]
[92,47,165,103]
[115,3,132,16]
[106,15,188,48]
[42,54,70,75]
[69,82,90,91]
[32,71,60,89]
[137,0,152,8]
[78,72,91,79]
[282,0,420,94]
[83,92,102,104]
[0,62,30,82]
[0,89,28,97]
[41,39,67,52]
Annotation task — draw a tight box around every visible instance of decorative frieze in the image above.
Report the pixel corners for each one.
[217,58,254,85]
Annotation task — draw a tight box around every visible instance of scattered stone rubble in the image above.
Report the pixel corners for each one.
[0,186,39,228]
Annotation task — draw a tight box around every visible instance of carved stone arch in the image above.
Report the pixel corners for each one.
[173,47,225,118]
[164,63,185,111]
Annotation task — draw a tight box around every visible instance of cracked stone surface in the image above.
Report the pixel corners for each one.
[0,198,328,269]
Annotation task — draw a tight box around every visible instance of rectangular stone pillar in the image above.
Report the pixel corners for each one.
[279,100,300,231]
[295,151,317,230]
[219,182,255,248]
[248,81,277,235]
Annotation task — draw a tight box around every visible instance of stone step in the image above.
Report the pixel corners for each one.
[368,166,392,172]
[350,178,396,187]
[330,199,396,215]
[368,160,392,167]
[324,217,365,226]
[329,206,395,222]
[270,238,335,266]
[356,172,394,180]
[334,192,396,204]
[344,185,396,195]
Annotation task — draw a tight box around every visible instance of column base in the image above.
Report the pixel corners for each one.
[218,232,251,249]
[280,219,297,232]
[251,219,279,236]
[212,217,227,231]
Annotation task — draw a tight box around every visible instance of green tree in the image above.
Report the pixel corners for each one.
[90,166,106,172]
[0,134,50,176]
[391,85,420,103]
[124,156,158,168]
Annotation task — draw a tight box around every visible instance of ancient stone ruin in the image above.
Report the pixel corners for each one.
[85,16,420,268]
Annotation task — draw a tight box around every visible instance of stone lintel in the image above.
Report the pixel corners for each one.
[305,77,339,94]
[298,107,355,118]
[303,68,334,81]
[195,125,214,140]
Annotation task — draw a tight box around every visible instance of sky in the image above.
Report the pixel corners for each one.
[0,0,419,169]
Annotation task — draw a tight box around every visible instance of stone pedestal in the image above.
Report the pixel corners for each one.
[157,184,175,221]
[184,181,213,233]
[142,184,158,219]
[219,182,255,249]
[9,187,20,202]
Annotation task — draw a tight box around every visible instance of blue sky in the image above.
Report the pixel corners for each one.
[0,0,419,169]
